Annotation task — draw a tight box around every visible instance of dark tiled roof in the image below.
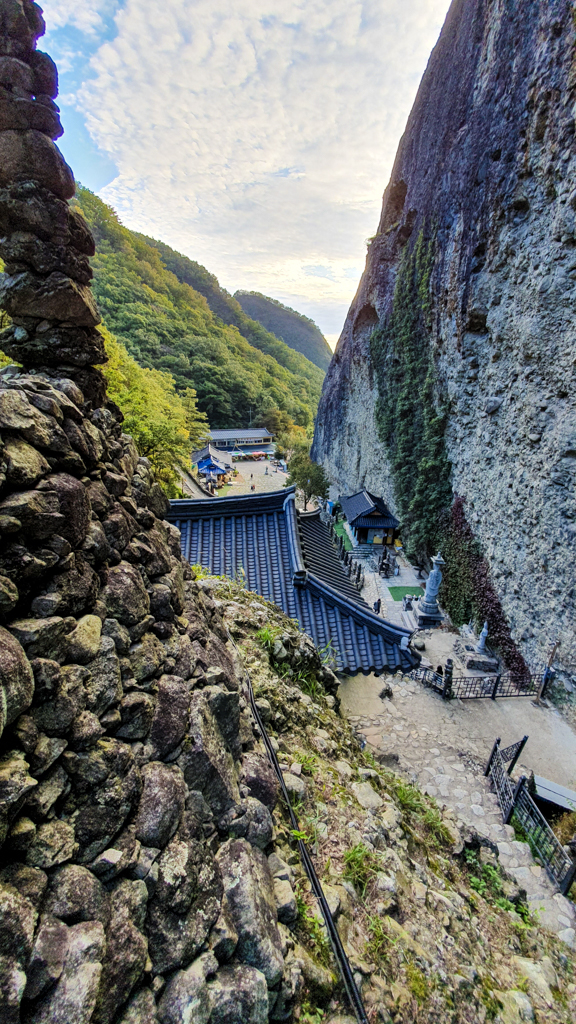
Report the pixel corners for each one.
[339,490,400,529]
[209,429,273,441]
[352,515,399,529]
[168,488,418,675]
[191,444,233,467]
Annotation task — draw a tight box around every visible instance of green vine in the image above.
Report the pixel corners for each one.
[371,229,452,559]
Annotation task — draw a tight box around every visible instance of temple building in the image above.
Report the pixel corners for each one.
[168,487,418,676]
[339,490,400,547]
[208,427,274,455]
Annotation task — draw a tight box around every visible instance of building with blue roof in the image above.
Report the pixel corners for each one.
[167,487,418,676]
[339,490,400,547]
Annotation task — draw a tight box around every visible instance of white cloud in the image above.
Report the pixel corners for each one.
[73,0,451,335]
[42,0,119,35]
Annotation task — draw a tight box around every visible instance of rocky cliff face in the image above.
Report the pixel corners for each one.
[313,0,576,679]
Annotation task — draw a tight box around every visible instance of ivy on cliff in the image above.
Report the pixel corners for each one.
[370,230,452,559]
[439,498,529,675]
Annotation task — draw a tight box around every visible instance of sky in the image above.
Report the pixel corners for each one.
[42,0,452,347]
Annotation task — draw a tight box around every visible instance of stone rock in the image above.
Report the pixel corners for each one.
[117,692,155,740]
[495,990,535,1023]
[117,988,158,1024]
[25,818,76,869]
[8,616,74,662]
[64,738,141,862]
[225,797,274,850]
[0,573,18,614]
[216,838,284,988]
[149,674,191,758]
[65,614,102,664]
[208,893,239,963]
[102,562,150,626]
[146,837,222,974]
[25,920,105,1024]
[177,689,240,815]
[25,763,68,820]
[102,618,131,656]
[204,685,241,760]
[283,772,307,801]
[241,752,280,810]
[379,803,403,831]
[83,636,122,717]
[0,487,64,539]
[0,269,100,326]
[68,710,104,750]
[351,781,383,811]
[0,750,37,843]
[0,130,75,200]
[37,472,91,546]
[292,943,335,1001]
[207,964,269,1024]
[43,863,110,926]
[273,878,297,925]
[29,733,67,775]
[93,882,149,1024]
[0,879,37,964]
[0,626,34,735]
[81,520,111,565]
[31,662,87,735]
[512,956,556,1007]
[129,632,165,683]
[0,954,26,1024]
[3,436,49,486]
[24,913,69,1000]
[134,762,186,848]
[157,951,218,1024]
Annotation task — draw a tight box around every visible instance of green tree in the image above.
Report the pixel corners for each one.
[286,450,329,509]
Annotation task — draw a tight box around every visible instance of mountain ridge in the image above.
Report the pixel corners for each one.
[235,289,333,372]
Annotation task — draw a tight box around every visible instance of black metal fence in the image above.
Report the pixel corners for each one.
[486,739,576,895]
[410,665,546,702]
[450,671,542,700]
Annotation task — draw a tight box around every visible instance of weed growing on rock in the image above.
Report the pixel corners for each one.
[343,843,380,898]
[294,884,332,968]
[406,962,430,1004]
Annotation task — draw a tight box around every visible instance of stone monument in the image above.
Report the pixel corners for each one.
[416,551,445,627]
[475,620,489,654]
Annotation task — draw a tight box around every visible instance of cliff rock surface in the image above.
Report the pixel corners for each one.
[312,0,576,678]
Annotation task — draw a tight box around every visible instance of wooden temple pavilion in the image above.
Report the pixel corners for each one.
[167,487,419,676]
[339,490,400,547]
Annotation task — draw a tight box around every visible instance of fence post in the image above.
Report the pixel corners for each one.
[442,659,453,700]
[505,775,527,825]
[485,737,501,777]
[491,674,501,700]
[507,735,529,777]
[560,858,576,897]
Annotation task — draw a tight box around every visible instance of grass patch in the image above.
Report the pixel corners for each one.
[366,915,393,963]
[333,519,353,551]
[294,885,332,968]
[343,843,380,898]
[387,585,425,601]
[406,962,429,1004]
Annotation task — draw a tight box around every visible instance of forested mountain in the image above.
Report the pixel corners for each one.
[73,188,324,428]
[235,290,333,371]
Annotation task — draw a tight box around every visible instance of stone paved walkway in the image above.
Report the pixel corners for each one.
[341,676,576,947]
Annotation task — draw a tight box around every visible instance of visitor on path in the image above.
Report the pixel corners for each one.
[251,484,256,491]
[373,598,381,615]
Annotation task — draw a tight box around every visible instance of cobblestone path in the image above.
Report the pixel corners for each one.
[345,677,576,948]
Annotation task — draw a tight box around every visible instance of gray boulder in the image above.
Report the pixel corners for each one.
[177,690,240,815]
[149,675,191,758]
[93,880,148,1024]
[157,951,218,1024]
[0,628,34,738]
[216,838,284,988]
[118,988,158,1024]
[134,762,186,848]
[225,798,273,850]
[146,837,222,974]
[83,637,122,718]
[101,562,150,626]
[25,920,105,1024]
[207,964,268,1024]
[241,752,280,810]
[43,864,110,926]
[24,913,69,1000]
[26,819,77,869]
